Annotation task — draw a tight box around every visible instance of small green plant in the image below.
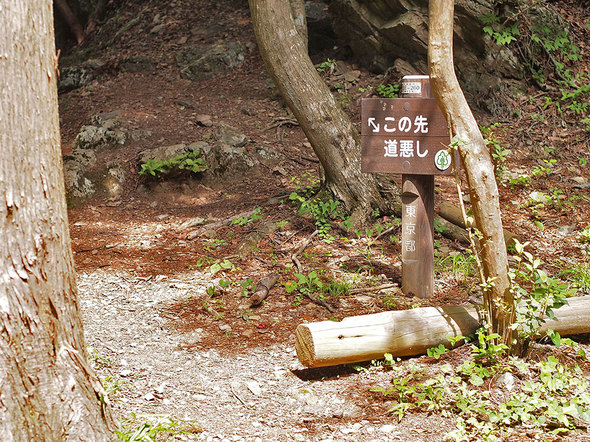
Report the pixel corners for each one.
[139,150,207,179]
[209,259,234,276]
[426,344,448,359]
[481,124,510,178]
[103,375,125,396]
[373,348,590,440]
[115,413,201,441]
[559,263,590,294]
[509,240,575,347]
[481,13,520,45]
[316,58,336,74]
[376,83,400,98]
[578,226,590,244]
[88,347,113,368]
[238,278,256,297]
[289,192,341,239]
[230,207,262,226]
[509,174,531,188]
[435,252,477,279]
[285,271,323,305]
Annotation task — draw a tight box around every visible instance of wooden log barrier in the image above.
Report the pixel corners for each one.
[295,295,590,367]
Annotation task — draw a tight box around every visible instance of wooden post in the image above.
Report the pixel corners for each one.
[400,75,434,298]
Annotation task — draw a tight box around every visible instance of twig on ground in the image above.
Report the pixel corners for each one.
[291,230,319,273]
[302,292,335,313]
[375,226,396,240]
[349,283,399,295]
[266,117,299,130]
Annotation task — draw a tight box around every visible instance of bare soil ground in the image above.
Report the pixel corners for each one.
[58,0,590,440]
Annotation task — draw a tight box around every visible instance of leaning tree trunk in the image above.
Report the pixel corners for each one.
[249,0,400,224]
[428,0,515,348]
[0,1,116,439]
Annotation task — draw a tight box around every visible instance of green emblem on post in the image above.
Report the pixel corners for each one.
[434,149,451,171]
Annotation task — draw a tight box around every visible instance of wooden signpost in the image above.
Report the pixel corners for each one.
[361,75,452,298]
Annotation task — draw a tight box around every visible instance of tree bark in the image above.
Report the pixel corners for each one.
[0,1,115,439]
[296,295,590,367]
[428,1,515,346]
[249,0,400,225]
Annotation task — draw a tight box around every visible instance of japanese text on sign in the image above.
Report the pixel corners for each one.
[404,203,417,253]
[360,98,453,175]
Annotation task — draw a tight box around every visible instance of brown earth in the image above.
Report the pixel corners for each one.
[58,0,590,440]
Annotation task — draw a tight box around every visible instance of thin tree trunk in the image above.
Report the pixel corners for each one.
[55,0,86,44]
[249,0,400,224]
[0,1,115,439]
[428,0,515,346]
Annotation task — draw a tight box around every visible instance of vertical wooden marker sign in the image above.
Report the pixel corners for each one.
[361,75,453,298]
[400,76,434,298]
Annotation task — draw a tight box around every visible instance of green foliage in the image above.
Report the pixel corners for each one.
[435,252,477,279]
[427,344,448,359]
[509,240,575,345]
[481,13,520,45]
[103,375,125,396]
[285,270,323,305]
[209,259,235,276]
[230,207,262,226]
[481,124,510,178]
[470,330,508,363]
[289,191,341,240]
[139,150,207,179]
[115,413,200,441]
[376,83,400,98]
[373,347,590,440]
[316,58,336,73]
[578,226,590,244]
[559,263,590,294]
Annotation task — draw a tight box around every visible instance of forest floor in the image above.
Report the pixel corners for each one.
[58,0,590,440]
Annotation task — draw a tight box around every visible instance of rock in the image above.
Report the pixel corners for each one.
[557,225,576,237]
[119,57,155,72]
[573,176,588,185]
[196,114,214,127]
[143,392,156,401]
[63,162,96,202]
[246,381,261,396]
[75,112,127,151]
[58,59,105,93]
[328,0,530,111]
[200,124,258,186]
[120,369,132,377]
[103,163,126,197]
[59,65,92,93]
[214,123,248,147]
[176,41,245,81]
[150,23,165,34]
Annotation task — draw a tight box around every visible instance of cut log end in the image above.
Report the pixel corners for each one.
[295,324,315,367]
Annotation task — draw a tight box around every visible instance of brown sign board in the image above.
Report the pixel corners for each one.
[361,98,454,175]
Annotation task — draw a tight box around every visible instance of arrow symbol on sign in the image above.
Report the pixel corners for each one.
[368,117,380,133]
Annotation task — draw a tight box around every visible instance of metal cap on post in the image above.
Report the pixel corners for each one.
[400,75,434,298]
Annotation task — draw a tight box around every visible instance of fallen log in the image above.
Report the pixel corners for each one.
[249,273,278,307]
[438,201,519,247]
[295,295,590,367]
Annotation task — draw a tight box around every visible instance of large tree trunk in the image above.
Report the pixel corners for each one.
[249,0,400,224]
[0,1,116,439]
[428,1,515,347]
